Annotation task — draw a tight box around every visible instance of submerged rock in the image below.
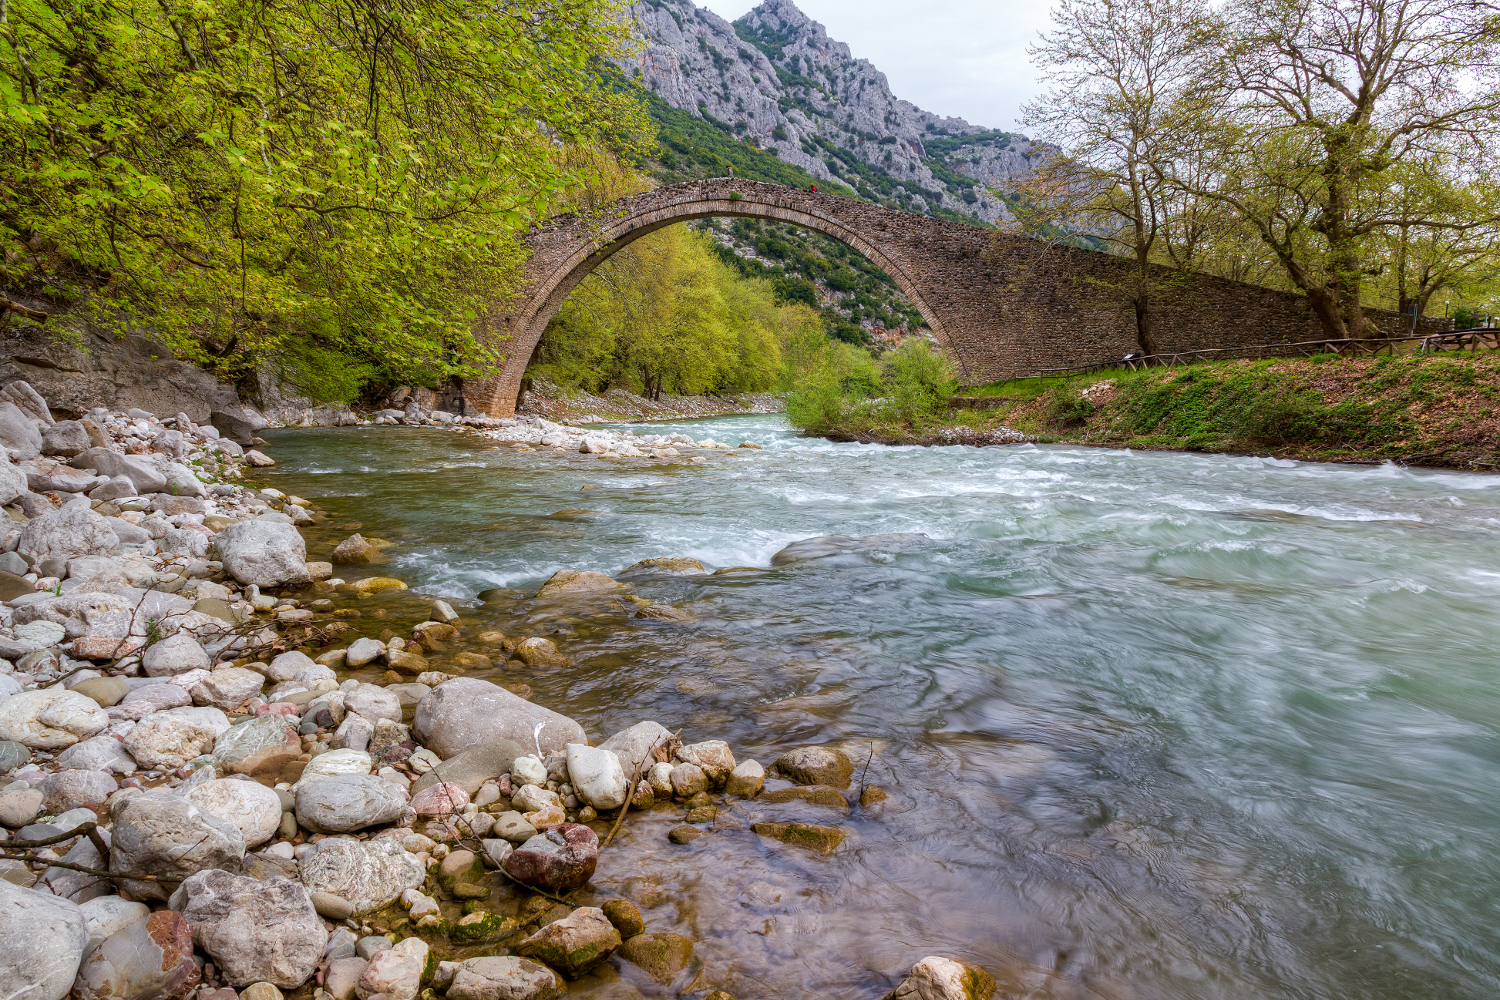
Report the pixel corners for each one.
[774,745,854,789]
[770,533,928,567]
[750,821,845,855]
[759,785,851,811]
[617,932,694,983]
[513,637,567,667]
[600,899,645,938]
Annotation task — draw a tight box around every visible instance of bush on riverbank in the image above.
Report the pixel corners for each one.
[785,335,958,435]
[1001,354,1500,468]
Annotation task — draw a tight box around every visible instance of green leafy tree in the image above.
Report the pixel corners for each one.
[1191,0,1500,339]
[1025,0,1216,355]
[530,224,802,398]
[881,339,957,421]
[0,0,650,394]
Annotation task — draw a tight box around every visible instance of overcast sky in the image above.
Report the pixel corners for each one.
[696,0,1054,132]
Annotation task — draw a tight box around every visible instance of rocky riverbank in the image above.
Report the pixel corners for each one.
[516,381,784,425]
[0,388,996,1000]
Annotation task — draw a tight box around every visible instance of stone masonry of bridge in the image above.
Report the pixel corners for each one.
[461,179,1445,417]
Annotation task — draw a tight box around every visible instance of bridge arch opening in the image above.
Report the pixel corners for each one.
[469,182,965,416]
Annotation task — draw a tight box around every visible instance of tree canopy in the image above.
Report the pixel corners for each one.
[1020,0,1500,339]
[0,0,651,397]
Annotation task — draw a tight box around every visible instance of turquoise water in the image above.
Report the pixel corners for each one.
[262,416,1500,999]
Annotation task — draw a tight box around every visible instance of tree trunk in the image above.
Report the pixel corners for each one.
[1134,294,1156,356]
[1303,286,1350,340]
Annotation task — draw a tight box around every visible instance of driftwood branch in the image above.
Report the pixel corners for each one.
[1,821,96,847]
[1,298,48,322]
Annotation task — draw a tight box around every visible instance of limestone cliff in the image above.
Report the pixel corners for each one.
[620,0,1050,223]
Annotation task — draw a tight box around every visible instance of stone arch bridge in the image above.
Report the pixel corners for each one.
[462,179,1334,417]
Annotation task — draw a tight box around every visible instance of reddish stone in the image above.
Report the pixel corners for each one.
[73,909,201,1000]
[501,823,598,893]
[410,781,469,817]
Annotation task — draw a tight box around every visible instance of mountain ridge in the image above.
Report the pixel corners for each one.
[620,0,1050,224]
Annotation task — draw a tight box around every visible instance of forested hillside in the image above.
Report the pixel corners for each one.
[628,82,930,346]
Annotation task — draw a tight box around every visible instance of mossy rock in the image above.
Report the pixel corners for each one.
[760,785,850,811]
[751,822,844,855]
[533,903,573,928]
[434,850,486,892]
[601,899,645,938]
[618,557,706,577]
[959,963,996,1000]
[617,932,694,982]
[352,577,408,592]
[450,882,490,900]
[449,911,521,944]
[859,786,888,807]
[517,927,621,979]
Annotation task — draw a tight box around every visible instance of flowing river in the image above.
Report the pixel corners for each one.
[258,415,1500,1000]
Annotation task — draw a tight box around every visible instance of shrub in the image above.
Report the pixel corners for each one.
[881,339,956,421]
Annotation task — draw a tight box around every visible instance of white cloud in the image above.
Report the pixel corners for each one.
[695,0,1053,131]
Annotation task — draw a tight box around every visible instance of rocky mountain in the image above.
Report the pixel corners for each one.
[620,0,1050,224]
